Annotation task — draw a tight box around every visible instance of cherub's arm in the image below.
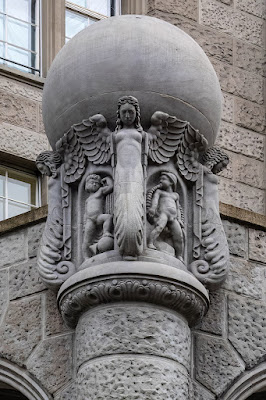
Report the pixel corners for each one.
[148,190,161,218]
[101,176,113,196]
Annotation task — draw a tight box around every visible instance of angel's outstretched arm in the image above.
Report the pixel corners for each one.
[101,176,113,196]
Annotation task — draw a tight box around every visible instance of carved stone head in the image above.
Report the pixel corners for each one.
[116,96,142,132]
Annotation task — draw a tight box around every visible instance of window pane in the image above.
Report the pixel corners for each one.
[8,200,31,218]
[0,13,5,41]
[70,0,86,6]
[0,167,5,196]
[8,170,37,205]
[0,0,4,13]
[66,10,87,38]
[7,45,32,70]
[0,198,4,221]
[0,41,3,58]
[7,17,31,49]
[7,0,31,22]
[87,0,110,16]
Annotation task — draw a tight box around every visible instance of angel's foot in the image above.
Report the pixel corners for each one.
[147,243,157,250]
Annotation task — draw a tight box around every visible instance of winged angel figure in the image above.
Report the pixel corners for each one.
[55,96,207,259]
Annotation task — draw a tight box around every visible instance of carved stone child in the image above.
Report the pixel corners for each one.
[82,174,114,258]
[147,172,184,260]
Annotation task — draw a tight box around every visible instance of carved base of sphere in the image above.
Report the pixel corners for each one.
[57,261,209,328]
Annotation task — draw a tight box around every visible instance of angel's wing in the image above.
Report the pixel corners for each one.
[176,123,208,181]
[148,111,187,164]
[56,114,111,184]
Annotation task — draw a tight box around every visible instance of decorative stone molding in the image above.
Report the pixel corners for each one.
[0,359,52,400]
[57,262,209,328]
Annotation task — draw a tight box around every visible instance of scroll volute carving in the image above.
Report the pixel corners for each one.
[36,97,230,291]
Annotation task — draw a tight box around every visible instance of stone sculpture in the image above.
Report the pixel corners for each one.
[36,95,229,290]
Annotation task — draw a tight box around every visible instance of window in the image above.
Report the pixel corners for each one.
[65,0,119,41]
[0,166,40,221]
[0,0,40,74]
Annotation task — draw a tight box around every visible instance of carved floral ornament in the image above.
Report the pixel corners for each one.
[36,96,229,292]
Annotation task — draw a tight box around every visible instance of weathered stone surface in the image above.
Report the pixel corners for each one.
[76,305,190,370]
[45,291,70,337]
[148,11,233,64]
[54,382,77,400]
[228,295,266,368]
[200,0,264,46]
[222,93,234,123]
[223,258,264,299]
[0,269,9,325]
[28,222,45,258]
[147,0,198,21]
[0,76,43,102]
[212,60,264,104]
[0,296,42,366]
[27,334,73,394]
[0,230,27,269]
[222,220,247,257]
[235,98,265,133]
[249,229,266,262]
[236,0,266,19]
[235,156,265,189]
[38,104,45,134]
[195,333,244,395]
[217,121,264,161]
[0,122,49,161]
[78,356,190,400]
[0,89,38,130]
[218,177,265,214]
[197,290,225,335]
[9,259,45,300]
[192,381,216,400]
[235,41,266,77]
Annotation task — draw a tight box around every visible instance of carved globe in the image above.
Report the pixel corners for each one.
[43,15,222,149]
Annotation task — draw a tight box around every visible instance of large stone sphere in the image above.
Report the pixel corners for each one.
[43,15,222,149]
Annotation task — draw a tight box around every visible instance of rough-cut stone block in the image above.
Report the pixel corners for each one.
[222,93,234,123]
[76,305,190,370]
[228,295,266,368]
[195,333,244,395]
[147,11,233,64]
[249,229,266,262]
[235,41,266,77]
[0,269,9,325]
[218,177,265,214]
[235,98,265,133]
[27,334,73,394]
[0,296,42,366]
[147,0,198,21]
[0,90,37,130]
[223,258,264,299]
[28,222,45,258]
[45,291,70,336]
[54,382,77,400]
[38,104,45,134]
[9,259,45,300]
[235,156,265,189]
[236,0,266,19]
[217,121,264,161]
[192,381,216,400]
[0,231,27,269]
[78,356,190,400]
[0,123,49,161]
[197,290,225,335]
[222,220,247,257]
[212,60,264,104]
[200,0,264,46]
[0,76,43,102]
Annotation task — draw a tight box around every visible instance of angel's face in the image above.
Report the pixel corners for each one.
[36,162,51,177]
[119,103,136,127]
[160,174,172,190]
[85,177,101,192]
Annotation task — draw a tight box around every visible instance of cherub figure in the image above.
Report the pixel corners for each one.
[147,172,184,260]
[82,174,114,258]
[36,151,62,178]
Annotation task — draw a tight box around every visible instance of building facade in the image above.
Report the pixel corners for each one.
[0,0,265,399]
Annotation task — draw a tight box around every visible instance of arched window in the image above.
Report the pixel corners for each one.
[246,392,266,400]
[0,382,28,399]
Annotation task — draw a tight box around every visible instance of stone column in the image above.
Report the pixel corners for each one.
[58,262,209,399]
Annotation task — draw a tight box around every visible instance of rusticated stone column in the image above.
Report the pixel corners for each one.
[58,263,209,399]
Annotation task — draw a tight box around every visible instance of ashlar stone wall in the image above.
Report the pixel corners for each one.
[146,0,266,215]
[0,212,266,399]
